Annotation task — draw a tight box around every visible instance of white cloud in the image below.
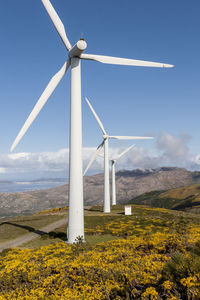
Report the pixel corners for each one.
[0,168,6,174]
[156,132,191,165]
[0,132,199,180]
[195,154,200,165]
[0,149,70,179]
[9,152,30,160]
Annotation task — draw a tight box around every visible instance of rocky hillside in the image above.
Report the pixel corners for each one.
[128,184,200,214]
[1,167,200,218]
[128,183,200,213]
[84,167,200,206]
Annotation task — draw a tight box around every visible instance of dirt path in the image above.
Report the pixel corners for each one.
[0,218,67,252]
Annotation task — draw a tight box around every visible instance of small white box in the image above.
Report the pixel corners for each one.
[125,206,132,215]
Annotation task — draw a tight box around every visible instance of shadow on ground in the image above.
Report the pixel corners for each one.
[0,222,67,241]
[84,208,103,212]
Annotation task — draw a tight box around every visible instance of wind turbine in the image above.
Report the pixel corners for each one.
[96,144,135,206]
[110,145,135,206]
[10,0,173,243]
[84,97,153,213]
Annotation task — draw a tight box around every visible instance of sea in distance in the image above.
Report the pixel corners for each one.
[0,178,67,193]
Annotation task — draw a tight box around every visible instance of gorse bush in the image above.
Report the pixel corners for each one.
[0,234,170,299]
[160,240,200,299]
[0,206,200,299]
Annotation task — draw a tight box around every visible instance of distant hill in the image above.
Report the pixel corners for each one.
[1,167,200,218]
[128,183,200,214]
[84,167,200,205]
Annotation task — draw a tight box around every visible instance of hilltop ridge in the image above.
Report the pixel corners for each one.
[1,167,200,218]
[129,182,200,214]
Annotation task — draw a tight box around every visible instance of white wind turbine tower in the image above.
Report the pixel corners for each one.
[110,145,135,206]
[84,98,153,213]
[10,0,173,243]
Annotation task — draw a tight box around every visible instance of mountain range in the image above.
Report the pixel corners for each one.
[1,167,200,218]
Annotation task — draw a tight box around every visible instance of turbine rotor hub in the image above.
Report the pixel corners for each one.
[68,39,87,58]
[103,134,108,139]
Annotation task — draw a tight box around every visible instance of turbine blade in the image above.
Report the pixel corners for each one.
[109,136,154,140]
[81,53,174,68]
[10,60,70,152]
[83,141,104,176]
[115,144,135,160]
[85,97,107,135]
[41,0,72,50]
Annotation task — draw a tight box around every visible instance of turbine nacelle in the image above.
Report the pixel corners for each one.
[68,39,87,58]
[103,134,109,140]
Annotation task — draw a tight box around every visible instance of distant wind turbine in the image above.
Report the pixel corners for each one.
[110,145,135,205]
[10,0,174,243]
[84,97,153,213]
[97,144,135,205]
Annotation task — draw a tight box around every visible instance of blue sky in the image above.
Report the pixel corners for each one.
[0,0,200,179]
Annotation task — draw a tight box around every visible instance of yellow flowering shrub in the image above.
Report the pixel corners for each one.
[141,287,158,299]
[0,206,200,299]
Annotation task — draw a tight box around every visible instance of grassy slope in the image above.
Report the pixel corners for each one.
[0,205,123,247]
[1,203,200,249]
[128,183,200,212]
[1,205,200,298]
[0,215,64,244]
[20,204,200,249]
